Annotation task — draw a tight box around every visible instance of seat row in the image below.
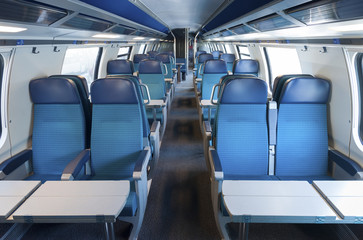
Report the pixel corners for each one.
[204,74,363,239]
[0,75,160,239]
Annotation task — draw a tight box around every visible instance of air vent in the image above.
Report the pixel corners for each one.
[0,0,67,26]
[61,14,113,32]
[110,25,136,35]
[248,14,297,32]
[229,24,255,35]
[287,0,363,25]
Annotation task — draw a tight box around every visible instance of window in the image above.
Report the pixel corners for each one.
[61,47,101,88]
[355,53,363,143]
[117,46,132,60]
[138,44,147,54]
[264,47,301,90]
[0,55,3,137]
[237,45,251,59]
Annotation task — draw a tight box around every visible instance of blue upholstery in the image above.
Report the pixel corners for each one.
[29,78,85,179]
[212,50,223,59]
[220,54,236,73]
[155,54,174,78]
[90,78,143,179]
[195,51,207,69]
[139,60,166,100]
[272,74,313,102]
[201,60,227,101]
[196,53,213,78]
[107,59,134,75]
[214,77,268,179]
[275,77,331,179]
[133,54,149,72]
[49,75,91,148]
[147,51,158,59]
[232,59,259,76]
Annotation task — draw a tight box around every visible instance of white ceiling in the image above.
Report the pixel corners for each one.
[137,0,226,32]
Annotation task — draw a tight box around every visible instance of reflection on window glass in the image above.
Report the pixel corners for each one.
[61,47,100,88]
[0,55,3,137]
[265,47,301,89]
[225,45,233,53]
[355,53,363,143]
[237,45,251,59]
[117,46,131,60]
[138,44,146,54]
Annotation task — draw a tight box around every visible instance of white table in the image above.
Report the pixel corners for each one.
[0,181,41,221]
[222,180,338,240]
[145,99,166,121]
[313,180,363,221]
[200,100,217,122]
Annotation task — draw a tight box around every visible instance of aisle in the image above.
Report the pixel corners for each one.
[138,73,220,239]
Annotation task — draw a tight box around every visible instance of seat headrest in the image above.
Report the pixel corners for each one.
[91,78,139,104]
[212,51,223,58]
[279,77,331,104]
[49,74,89,96]
[147,51,158,58]
[198,53,213,63]
[30,78,80,104]
[107,60,134,75]
[272,74,313,101]
[233,59,259,75]
[195,51,206,58]
[220,54,236,63]
[138,60,163,74]
[133,54,149,63]
[220,77,267,104]
[204,59,228,74]
[155,54,171,63]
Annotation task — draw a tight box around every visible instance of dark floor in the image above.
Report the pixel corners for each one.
[2,73,363,239]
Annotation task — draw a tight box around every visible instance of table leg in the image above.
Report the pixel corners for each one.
[177,66,181,83]
[104,222,115,240]
[241,222,249,240]
[153,108,157,121]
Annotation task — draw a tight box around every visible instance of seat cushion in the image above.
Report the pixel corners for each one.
[224,174,277,181]
[25,173,62,182]
[277,175,333,183]
[120,191,137,217]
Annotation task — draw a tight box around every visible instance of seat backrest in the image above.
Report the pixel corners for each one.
[138,60,166,100]
[272,74,314,102]
[232,59,259,76]
[90,78,143,179]
[196,53,213,78]
[155,53,173,78]
[275,77,331,177]
[147,51,159,59]
[212,50,223,59]
[201,59,227,100]
[214,76,268,179]
[133,54,149,72]
[29,78,86,176]
[107,59,134,76]
[48,75,91,148]
[220,54,236,73]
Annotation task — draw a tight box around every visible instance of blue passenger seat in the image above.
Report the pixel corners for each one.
[212,50,223,59]
[147,51,159,59]
[272,74,314,102]
[107,59,134,76]
[196,53,213,79]
[232,59,259,76]
[275,77,332,181]
[220,53,236,73]
[133,54,149,73]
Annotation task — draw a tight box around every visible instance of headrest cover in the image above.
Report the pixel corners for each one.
[133,54,149,63]
[204,59,228,74]
[155,54,171,63]
[30,78,80,104]
[91,78,139,104]
[272,74,313,101]
[212,51,223,58]
[138,60,163,74]
[147,51,158,58]
[220,77,267,104]
[220,54,236,63]
[107,60,134,75]
[280,77,331,104]
[198,53,213,63]
[233,59,259,75]
[195,51,206,58]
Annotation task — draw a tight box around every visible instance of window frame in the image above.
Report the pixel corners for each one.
[117,46,132,60]
[236,45,251,59]
[355,53,363,144]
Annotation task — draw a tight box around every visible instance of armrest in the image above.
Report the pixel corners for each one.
[150,121,160,133]
[209,147,223,181]
[133,147,151,180]
[0,149,32,179]
[61,149,90,181]
[203,121,212,138]
[329,150,363,178]
[268,101,277,146]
